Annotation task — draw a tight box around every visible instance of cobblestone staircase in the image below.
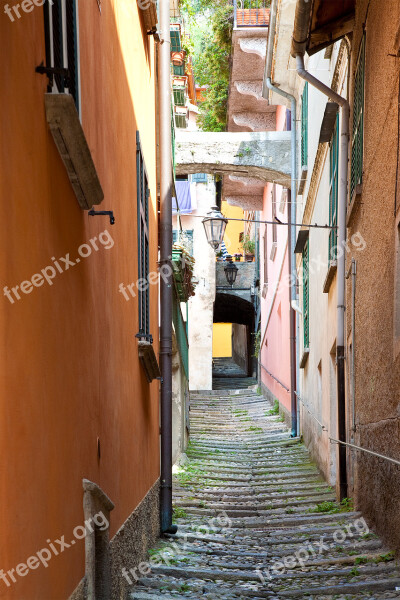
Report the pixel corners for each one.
[130,388,400,599]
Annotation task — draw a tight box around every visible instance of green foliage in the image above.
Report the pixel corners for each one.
[310,498,354,514]
[181,1,233,131]
[266,399,279,416]
[241,234,256,255]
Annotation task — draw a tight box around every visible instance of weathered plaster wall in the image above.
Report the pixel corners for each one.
[173,179,216,391]
[346,0,400,548]
[0,3,160,597]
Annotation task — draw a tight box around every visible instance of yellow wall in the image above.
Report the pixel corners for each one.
[213,323,232,357]
[221,201,244,256]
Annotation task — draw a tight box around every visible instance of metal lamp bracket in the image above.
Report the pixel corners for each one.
[88,209,115,225]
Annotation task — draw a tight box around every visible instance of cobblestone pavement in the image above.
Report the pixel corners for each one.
[130,388,400,599]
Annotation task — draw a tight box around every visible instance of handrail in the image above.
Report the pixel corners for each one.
[296,391,400,469]
[259,362,289,392]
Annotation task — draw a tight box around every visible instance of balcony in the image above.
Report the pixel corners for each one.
[234,0,270,28]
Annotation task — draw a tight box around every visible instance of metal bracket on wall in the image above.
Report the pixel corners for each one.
[35,62,70,88]
[88,209,115,225]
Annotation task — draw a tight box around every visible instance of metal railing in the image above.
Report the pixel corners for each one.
[234,0,270,28]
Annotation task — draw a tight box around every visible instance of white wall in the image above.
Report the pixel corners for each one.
[173,177,216,390]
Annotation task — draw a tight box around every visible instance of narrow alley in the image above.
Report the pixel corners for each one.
[129,385,400,600]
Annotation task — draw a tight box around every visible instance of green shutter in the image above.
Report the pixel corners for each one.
[136,132,150,339]
[173,87,185,106]
[301,82,308,168]
[303,240,309,349]
[170,28,181,52]
[350,35,365,200]
[329,114,339,261]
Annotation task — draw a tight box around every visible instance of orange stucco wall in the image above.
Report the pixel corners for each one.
[1,1,159,598]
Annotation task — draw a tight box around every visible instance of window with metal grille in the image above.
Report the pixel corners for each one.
[301,82,308,168]
[350,35,366,200]
[43,0,79,111]
[173,87,185,106]
[329,114,339,261]
[170,27,181,52]
[136,132,150,340]
[302,239,310,349]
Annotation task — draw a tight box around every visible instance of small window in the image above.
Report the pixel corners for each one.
[272,185,277,245]
[263,229,268,285]
[329,114,340,261]
[173,230,194,255]
[350,35,366,200]
[301,82,308,168]
[302,239,310,349]
[43,0,80,112]
[191,173,208,183]
[136,132,150,340]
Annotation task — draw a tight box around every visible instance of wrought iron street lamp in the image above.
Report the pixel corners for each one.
[202,206,228,251]
[224,262,238,287]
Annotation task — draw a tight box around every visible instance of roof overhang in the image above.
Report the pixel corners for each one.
[307,0,355,55]
[291,0,355,57]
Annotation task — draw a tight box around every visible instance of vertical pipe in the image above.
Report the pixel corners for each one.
[159,0,175,534]
[287,189,298,437]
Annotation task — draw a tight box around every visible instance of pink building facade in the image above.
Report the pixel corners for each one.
[259,106,292,417]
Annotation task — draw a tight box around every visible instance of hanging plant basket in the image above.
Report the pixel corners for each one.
[172,244,197,302]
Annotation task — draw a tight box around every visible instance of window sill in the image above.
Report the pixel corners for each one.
[300,348,309,369]
[298,165,308,195]
[323,260,337,293]
[138,340,161,383]
[45,93,104,210]
[347,184,362,228]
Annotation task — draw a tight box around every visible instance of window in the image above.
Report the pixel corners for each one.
[263,229,268,285]
[170,26,181,52]
[173,230,194,255]
[191,173,208,183]
[302,239,310,349]
[136,132,150,340]
[43,0,80,111]
[329,114,339,261]
[272,185,277,244]
[301,82,308,168]
[350,35,366,200]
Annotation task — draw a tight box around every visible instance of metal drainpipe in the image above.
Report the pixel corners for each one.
[346,258,356,437]
[262,0,298,437]
[159,0,176,535]
[295,53,350,500]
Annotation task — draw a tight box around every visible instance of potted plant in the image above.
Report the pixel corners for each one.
[216,250,224,262]
[241,235,255,262]
[234,253,242,262]
[225,254,233,263]
[172,241,197,300]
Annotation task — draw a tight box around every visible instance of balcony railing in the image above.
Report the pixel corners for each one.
[234,0,270,28]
